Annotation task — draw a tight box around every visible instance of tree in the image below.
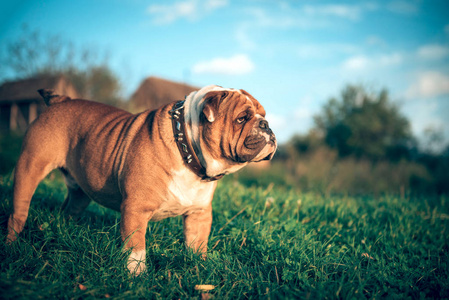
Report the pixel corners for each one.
[67,65,123,107]
[1,25,124,107]
[314,84,413,160]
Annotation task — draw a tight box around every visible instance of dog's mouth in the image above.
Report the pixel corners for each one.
[244,135,266,149]
[249,139,277,162]
[262,152,274,161]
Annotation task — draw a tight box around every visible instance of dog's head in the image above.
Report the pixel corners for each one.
[185,85,277,177]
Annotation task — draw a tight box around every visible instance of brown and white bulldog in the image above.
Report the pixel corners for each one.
[6,85,277,274]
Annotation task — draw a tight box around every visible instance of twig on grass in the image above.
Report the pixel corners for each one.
[217,208,246,234]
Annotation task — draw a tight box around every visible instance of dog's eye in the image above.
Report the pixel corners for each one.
[237,117,247,124]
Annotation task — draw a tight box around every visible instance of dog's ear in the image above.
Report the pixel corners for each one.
[202,91,229,122]
[38,89,71,106]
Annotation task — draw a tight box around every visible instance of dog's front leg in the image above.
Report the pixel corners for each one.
[182,204,213,258]
[120,202,153,275]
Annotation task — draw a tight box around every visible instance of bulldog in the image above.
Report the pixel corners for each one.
[6,85,277,274]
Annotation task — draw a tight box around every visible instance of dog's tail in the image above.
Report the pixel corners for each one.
[38,89,71,106]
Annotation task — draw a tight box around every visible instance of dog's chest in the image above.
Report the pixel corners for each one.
[150,169,217,221]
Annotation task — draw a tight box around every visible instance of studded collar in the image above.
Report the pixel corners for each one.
[170,100,224,182]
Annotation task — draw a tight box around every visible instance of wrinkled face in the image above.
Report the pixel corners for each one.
[199,88,277,164]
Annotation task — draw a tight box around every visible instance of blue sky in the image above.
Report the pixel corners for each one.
[1,0,448,145]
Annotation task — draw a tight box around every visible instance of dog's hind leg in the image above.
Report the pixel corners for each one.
[6,151,57,242]
[60,169,91,217]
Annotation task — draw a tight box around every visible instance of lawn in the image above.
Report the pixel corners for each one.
[0,174,448,299]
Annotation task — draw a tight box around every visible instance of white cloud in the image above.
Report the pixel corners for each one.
[406,71,449,99]
[148,1,196,24]
[235,25,257,50]
[147,0,228,24]
[387,1,419,14]
[266,113,287,133]
[303,4,362,21]
[402,98,447,149]
[379,53,403,65]
[192,54,255,75]
[236,3,378,43]
[266,104,315,143]
[294,106,314,129]
[266,96,318,142]
[417,44,449,61]
[244,7,299,29]
[293,95,314,118]
[204,0,227,11]
[366,35,387,47]
[342,55,370,70]
[342,53,403,70]
[297,43,359,59]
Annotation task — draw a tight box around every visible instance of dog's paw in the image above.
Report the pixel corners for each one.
[127,259,147,275]
[127,249,147,276]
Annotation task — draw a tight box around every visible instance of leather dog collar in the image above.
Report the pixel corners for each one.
[170,100,224,182]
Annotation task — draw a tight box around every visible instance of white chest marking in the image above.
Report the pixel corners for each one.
[169,169,216,206]
[151,168,216,221]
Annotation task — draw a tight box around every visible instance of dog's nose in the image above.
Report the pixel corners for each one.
[259,119,269,130]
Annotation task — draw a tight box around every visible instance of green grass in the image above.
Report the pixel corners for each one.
[1,174,448,299]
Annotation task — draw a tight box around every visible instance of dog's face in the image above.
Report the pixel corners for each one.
[202,89,277,162]
[185,86,277,176]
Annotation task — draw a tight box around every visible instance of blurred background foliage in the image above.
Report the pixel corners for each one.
[0,28,448,196]
[2,26,125,108]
